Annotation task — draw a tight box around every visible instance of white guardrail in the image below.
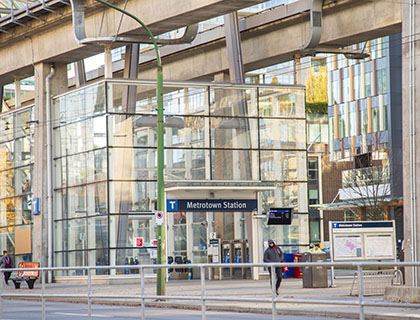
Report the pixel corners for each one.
[1,261,420,320]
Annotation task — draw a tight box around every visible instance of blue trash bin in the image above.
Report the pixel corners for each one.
[283,253,294,278]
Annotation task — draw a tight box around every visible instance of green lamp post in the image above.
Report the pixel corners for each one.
[95,0,166,296]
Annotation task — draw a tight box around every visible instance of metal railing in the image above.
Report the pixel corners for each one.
[1,261,420,320]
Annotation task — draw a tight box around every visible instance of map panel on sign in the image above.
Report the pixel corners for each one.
[333,234,362,260]
[365,234,394,258]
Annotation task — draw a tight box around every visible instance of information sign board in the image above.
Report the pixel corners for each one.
[329,220,396,262]
[267,208,293,225]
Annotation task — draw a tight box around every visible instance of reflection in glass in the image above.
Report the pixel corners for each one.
[212,150,258,180]
[109,181,156,214]
[259,88,304,117]
[260,151,306,181]
[259,118,306,150]
[211,117,257,149]
[210,88,257,117]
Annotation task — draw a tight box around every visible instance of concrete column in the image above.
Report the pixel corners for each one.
[104,46,113,78]
[33,62,67,268]
[14,78,21,108]
[402,1,420,287]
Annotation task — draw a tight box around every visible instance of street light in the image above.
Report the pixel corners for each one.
[93,0,166,296]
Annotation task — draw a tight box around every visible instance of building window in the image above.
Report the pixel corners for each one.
[382,104,388,131]
[372,108,379,132]
[338,114,345,138]
[365,72,372,97]
[376,68,387,95]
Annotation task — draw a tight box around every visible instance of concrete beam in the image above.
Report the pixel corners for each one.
[0,0,267,86]
[133,0,401,81]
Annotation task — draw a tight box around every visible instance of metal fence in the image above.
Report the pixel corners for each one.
[1,261,420,320]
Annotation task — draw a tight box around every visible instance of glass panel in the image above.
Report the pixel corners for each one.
[14,136,33,167]
[263,214,309,246]
[0,115,13,143]
[109,181,156,214]
[164,87,207,115]
[110,248,155,274]
[210,88,257,117]
[109,84,207,116]
[55,149,106,188]
[91,249,109,275]
[166,116,207,148]
[211,117,258,149]
[212,150,258,180]
[259,119,306,150]
[54,251,92,276]
[15,108,33,139]
[109,214,155,248]
[0,227,15,254]
[260,151,307,181]
[192,223,207,252]
[54,83,105,122]
[259,88,305,118]
[87,216,108,249]
[55,116,106,158]
[173,225,187,253]
[14,195,32,225]
[57,186,87,220]
[55,218,87,252]
[166,149,207,180]
[262,185,298,211]
[87,183,107,215]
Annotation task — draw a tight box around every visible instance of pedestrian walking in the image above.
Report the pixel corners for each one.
[263,239,284,295]
[0,250,13,285]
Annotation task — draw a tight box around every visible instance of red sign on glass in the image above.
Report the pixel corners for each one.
[134,237,144,247]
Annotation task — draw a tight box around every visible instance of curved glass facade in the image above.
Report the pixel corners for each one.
[52,80,307,275]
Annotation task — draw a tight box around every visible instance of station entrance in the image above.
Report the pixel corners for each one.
[165,181,277,280]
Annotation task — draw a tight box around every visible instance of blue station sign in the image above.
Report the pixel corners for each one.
[166,199,257,212]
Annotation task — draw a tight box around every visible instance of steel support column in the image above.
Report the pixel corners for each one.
[74,60,86,87]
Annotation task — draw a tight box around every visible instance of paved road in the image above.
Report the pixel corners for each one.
[2,300,354,320]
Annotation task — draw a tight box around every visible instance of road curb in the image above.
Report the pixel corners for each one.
[4,296,420,320]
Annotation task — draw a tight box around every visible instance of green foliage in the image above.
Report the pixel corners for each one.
[306,101,328,114]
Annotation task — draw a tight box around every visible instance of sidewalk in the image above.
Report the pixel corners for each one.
[2,277,420,320]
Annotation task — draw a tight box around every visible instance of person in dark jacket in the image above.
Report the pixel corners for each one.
[0,250,13,285]
[263,239,284,295]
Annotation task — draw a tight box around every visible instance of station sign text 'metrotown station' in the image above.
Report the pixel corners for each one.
[166,199,258,212]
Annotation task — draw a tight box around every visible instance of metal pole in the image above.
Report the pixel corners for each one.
[271,265,277,320]
[357,265,365,320]
[94,0,165,296]
[141,266,145,320]
[88,268,92,320]
[200,266,206,320]
[42,270,46,320]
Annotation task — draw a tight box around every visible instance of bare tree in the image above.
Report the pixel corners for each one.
[341,164,391,221]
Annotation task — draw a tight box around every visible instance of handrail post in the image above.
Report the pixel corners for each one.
[200,266,206,320]
[42,269,46,320]
[88,268,92,320]
[271,265,276,320]
[357,264,365,320]
[141,266,145,320]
